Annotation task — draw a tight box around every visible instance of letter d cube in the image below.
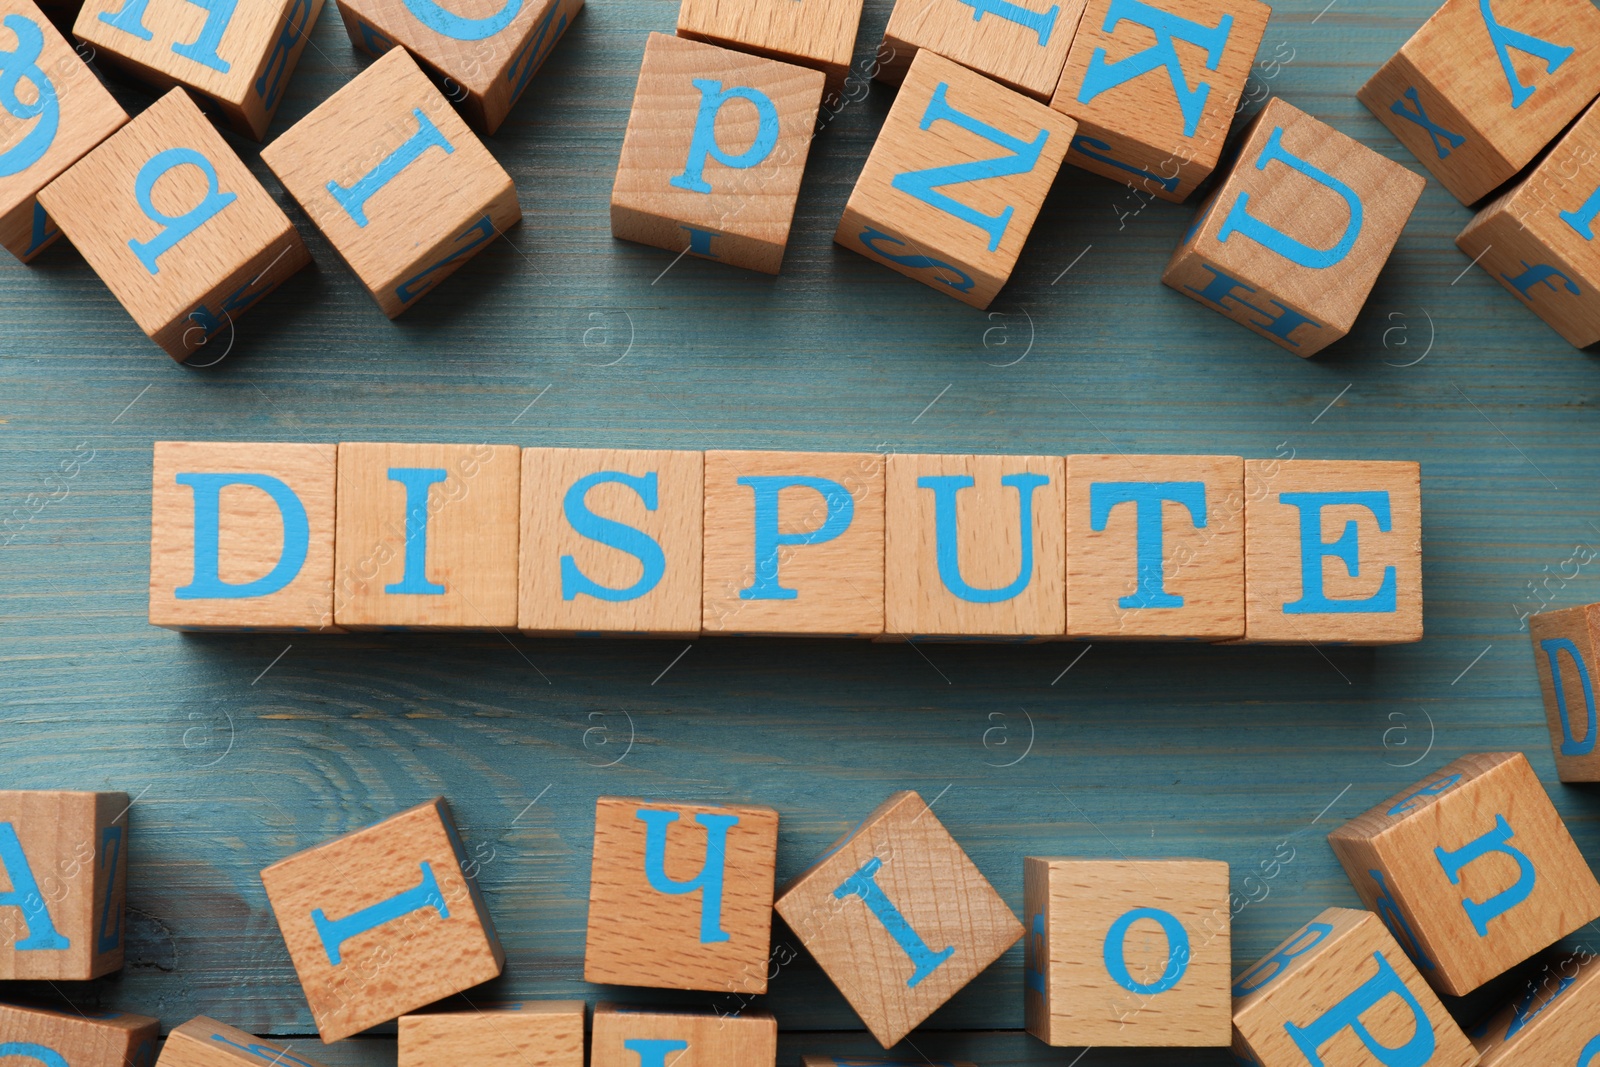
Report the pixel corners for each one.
[1529,603,1600,782]
[1327,753,1600,996]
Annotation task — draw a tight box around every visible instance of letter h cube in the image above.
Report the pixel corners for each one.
[1528,602,1600,782]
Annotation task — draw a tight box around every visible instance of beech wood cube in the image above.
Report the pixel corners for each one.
[399,1002,585,1067]
[677,0,864,90]
[156,1018,328,1067]
[591,1004,776,1067]
[1528,603,1600,781]
[1471,951,1600,1066]
[0,1002,157,1067]
[876,0,1084,101]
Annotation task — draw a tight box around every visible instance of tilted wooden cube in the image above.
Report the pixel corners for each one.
[611,33,823,275]
[585,796,779,994]
[1528,603,1600,782]
[591,1004,776,1067]
[1471,950,1600,1066]
[677,0,864,91]
[773,791,1022,1048]
[1327,753,1600,996]
[0,1002,158,1067]
[259,797,505,1041]
[0,791,128,979]
[37,88,309,361]
[1162,97,1425,356]
[1231,908,1477,1067]
[877,0,1083,101]
[837,50,1073,308]
[1358,0,1600,206]
[158,1017,329,1067]
[399,1002,585,1067]
[1051,0,1271,202]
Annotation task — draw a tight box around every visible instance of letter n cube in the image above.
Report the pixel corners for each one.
[1327,753,1600,996]
[155,1017,330,1067]
[590,1004,776,1067]
[1529,603,1600,782]
[773,791,1022,1048]
[1161,97,1424,356]
[259,797,505,1041]
[0,1002,157,1067]
[1471,951,1600,1066]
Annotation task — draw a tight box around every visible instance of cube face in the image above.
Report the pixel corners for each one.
[1528,604,1600,781]
[1065,454,1243,640]
[836,49,1074,309]
[878,0,1084,100]
[773,791,1023,1049]
[1357,0,1600,206]
[1328,753,1600,997]
[159,1017,329,1067]
[0,1003,158,1067]
[36,88,309,360]
[702,450,885,636]
[0,792,128,980]
[398,1002,585,1067]
[584,797,779,993]
[1162,97,1426,356]
[1052,0,1270,202]
[260,48,520,317]
[259,798,505,1042]
[1472,952,1600,1066]
[590,1004,776,1067]
[519,448,703,636]
[677,0,864,87]
[1241,460,1422,644]
[333,442,520,629]
[884,453,1066,638]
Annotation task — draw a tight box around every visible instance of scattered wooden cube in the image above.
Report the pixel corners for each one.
[1065,454,1243,640]
[883,453,1065,638]
[1240,459,1422,644]
[677,0,863,90]
[0,1002,157,1067]
[702,450,885,636]
[158,1017,330,1067]
[773,791,1022,1048]
[1024,857,1229,1047]
[1358,0,1600,206]
[1529,604,1600,782]
[1471,950,1600,1065]
[1327,753,1600,997]
[259,797,505,1042]
[36,88,309,361]
[611,33,823,275]
[1162,97,1425,356]
[399,1002,585,1067]
[585,797,779,993]
[877,0,1083,101]
[333,442,520,629]
[260,49,520,317]
[1051,0,1270,202]
[1231,907,1477,1067]
[591,1004,776,1067]
[837,49,1073,309]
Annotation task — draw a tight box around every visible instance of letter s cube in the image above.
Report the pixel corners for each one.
[1529,603,1600,782]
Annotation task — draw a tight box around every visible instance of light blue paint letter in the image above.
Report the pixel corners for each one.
[561,471,666,603]
[312,860,448,965]
[128,148,237,274]
[0,1044,68,1067]
[0,15,59,178]
[175,473,309,600]
[623,1040,687,1067]
[1283,952,1434,1067]
[955,0,1058,46]
[1089,480,1205,609]
[0,823,68,950]
[1434,814,1537,937]
[328,109,454,227]
[670,80,778,194]
[1232,921,1330,995]
[833,856,953,987]
[1580,1034,1600,1066]
[1103,907,1189,994]
[1561,181,1600,240]
[1076,0,1232,138]
[1369,868,1431,970]
[738,475,853,601]
[1540,637,1596,756]
[1279,491,1396,615]
[636,808,738,943]
[386,467,447,595]
[1218,127,1363,269]
[920,472,1049,603]
[402,0,520,40]
[1390,86,1464,160]
[170,0,237,73]
[1480,0,1571,109]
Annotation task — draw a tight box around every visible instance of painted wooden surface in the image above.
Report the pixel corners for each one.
[3,0,1600,1064]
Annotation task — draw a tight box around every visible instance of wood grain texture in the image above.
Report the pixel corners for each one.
[159,1017,332,1067]
[877,0,1085,100]
[0,1002,156,1067]
[801,1059,974,1067]
[397,1001,584,1067]
[676,0,865,89]
[1472,950,1600,1065]
[590,1003,776,1067]
[1527,603,1600,782]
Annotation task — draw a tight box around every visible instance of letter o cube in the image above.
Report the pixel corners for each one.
[1528,603,1600,782]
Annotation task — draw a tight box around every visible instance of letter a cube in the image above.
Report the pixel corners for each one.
[585,797,779,993]
[837,50,1073,309]
[1162,97,1425,356]
[1471,951,1600,1066]
[773,791,1023,1048]
[1327,753,1600,996]
[611,33,823,275]
[37,88,309,361]
[1231,908,1477,1067]
[1358,0,1600,206]
[261,49,521,317]
[155,1018,328,1067]
[590,1004,776,1067]
[399,1002,585,1067]
[259,797,505,1041]
[1528,603,1600,781]
[0,791,128,979]
[877,0,1083,101]
[0,1002,157,1067]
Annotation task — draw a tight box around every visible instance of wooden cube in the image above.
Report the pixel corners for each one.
[333,442,520,630]
[0,791,127,979]
[1529,604,1600,782]
[158,1017,329,1067]
[1065,454,1243,640]
[800,1061,975,1067]
[519,448,702,637]
[0,1002,157,1067]
[1240,459,1422,644]
[259,797,505,1042]
[585,796,779,994]
[1327,753,1600,997]
[702,450,884,637]
[260,49,520,318]
[150,441,338,632]
[36,88,309,361]
[883,453,1065,638]
[74,0,323,140]
[591,1004,776,1067]
[399,1002,585,1067]
[877,0,1083,101]
[1051,0,1271,202]
[1471,951,1600,1066]
[1358,0,1600,206]
[836,49,1073,309]
[677,0,864,90]
[1231,907,1477,1067]
[611,33,823,275]
[0,0,127,262]
[1162,97,1425,357]
[1024,857,1230,1046]
[772,791,1023,1048]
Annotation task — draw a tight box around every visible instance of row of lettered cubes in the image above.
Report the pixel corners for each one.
[148,442,1424,642]
[4,751,1600,1062]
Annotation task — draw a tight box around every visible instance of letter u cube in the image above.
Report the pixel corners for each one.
[1528,603,1600,781]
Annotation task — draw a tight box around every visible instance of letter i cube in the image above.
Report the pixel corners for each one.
[261,48,521,317]
[1161,97,1425,356]
[37,88,309,361]
[0,791,128,979]
[773,791,1023,1048]
[259,798,505,1042]
[1327,753,1600,996]
[399,1002,585,1067]
[837,49,1073,309]
[0,1002,158,1067]
[1528,603,1600,781]
[1471,951,1600,1066]
[590,1004,776,1067]
[156,1017,333,1067]
[611,33,824,275]
[877,0,1084,101]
